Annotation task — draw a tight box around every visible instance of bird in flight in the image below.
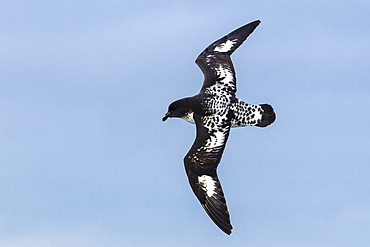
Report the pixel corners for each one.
[162,20,276,235]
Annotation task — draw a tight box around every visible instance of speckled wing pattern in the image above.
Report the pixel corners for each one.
[181,20,276,235]
[183,21,262,235]
[184,113,233,235]
[195,20,261,94]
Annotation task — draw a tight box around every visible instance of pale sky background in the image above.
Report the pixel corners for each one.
[1,1,369,246]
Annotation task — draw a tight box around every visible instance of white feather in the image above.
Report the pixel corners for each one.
[216,65,234,87]
[214,39,237,52]
[205,130,226,149]
[198,175,217,197]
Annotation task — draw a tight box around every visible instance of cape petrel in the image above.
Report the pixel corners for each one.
[162,20,276,235]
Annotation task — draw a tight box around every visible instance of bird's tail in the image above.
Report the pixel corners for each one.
[256,104,276,127]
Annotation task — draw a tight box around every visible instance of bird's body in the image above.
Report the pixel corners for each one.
[162,20,275,235]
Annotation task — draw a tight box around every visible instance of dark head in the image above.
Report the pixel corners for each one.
[162,98,189,122]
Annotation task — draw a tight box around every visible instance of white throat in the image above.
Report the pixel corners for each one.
[182,112,195,124]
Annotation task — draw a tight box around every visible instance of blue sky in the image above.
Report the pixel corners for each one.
[1,0,369,246]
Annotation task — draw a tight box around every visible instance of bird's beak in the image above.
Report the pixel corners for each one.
[162,112,170,122]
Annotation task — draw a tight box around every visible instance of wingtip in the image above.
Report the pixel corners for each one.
[224,227,233,235]
[251,19,261,27]
[219,223,233,235]
[201,201,233,235]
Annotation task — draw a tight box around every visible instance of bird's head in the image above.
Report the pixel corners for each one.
[162,98,189,122]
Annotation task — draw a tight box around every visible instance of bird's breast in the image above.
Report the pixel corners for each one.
[182,111,195,124]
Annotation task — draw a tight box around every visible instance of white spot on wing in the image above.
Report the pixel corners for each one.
[205,130,226,149]
[215,65,234,88]
[214,39,237,52]
[206,55,214,65]
[198,175,217,197]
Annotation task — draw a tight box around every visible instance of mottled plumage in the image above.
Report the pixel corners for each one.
[162,20,276,235]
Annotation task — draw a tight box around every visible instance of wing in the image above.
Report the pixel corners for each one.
[183,113,233,234]
[195,20,261,94]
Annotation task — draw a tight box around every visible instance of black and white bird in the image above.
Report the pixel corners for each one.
[162,20,276,235]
